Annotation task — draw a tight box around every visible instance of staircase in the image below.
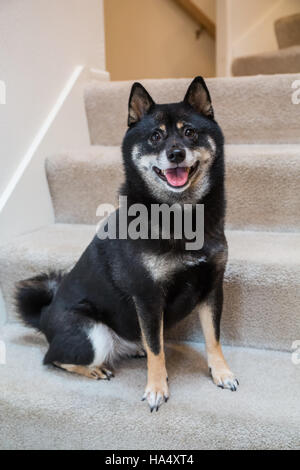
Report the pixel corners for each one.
[0,74,300,450]
[232,13,300,76]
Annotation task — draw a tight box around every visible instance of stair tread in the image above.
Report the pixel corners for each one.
[226,143,300,159]
[232,45,300,76]
[0,224,299,351]
[47,143,300,160]
[1,223,299,265]
[0,323,298,450]
[46,144,300,231]
[233,44,300,61]
[84,74,300,145]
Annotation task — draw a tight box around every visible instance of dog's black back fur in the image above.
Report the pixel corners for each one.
[16,77,227,365]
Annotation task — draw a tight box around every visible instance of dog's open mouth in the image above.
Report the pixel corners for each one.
[153,161,199,188]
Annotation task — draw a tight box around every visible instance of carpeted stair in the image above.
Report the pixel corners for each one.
[0,75,299,449]
[232,13,300,76]
[275,13,300,50]
[232,45,300,77]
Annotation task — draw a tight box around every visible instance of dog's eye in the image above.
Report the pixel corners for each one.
[150,131,162,143]
[185,127,196,138]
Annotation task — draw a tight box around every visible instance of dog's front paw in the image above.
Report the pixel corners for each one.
[142,378,169,412]
[209,366,239,391]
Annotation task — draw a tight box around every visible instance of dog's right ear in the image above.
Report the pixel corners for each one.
[128,83,155,126]
[184,76,214,119]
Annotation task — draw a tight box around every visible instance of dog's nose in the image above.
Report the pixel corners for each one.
[167,148,186,163]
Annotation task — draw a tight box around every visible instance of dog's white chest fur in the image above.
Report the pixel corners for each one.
[142,252,206,282]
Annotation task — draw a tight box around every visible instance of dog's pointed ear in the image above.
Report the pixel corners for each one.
[184,76,214,119]
[128,83,155,126]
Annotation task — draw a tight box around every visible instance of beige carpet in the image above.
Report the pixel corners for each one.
[0,324,299,450]
[0,74,300,449]
[0,224,299,352]
[233,13,300,76]
[84,74,300,145]
[45,145,300,231]
[232,45,300,77]
[275,13,300,49]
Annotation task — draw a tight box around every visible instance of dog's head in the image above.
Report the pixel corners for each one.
[122,77,224,203]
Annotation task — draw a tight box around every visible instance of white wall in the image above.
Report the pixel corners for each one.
[0,66,110,247]
[0,0,105,197]
[0,1,107,323]
[216,0,300,76]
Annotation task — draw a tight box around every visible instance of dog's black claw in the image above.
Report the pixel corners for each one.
[236,379,239,386]
[164,396,169,403]
[156,406,159,412]
[150,406,154,413]
[218,384,224,389]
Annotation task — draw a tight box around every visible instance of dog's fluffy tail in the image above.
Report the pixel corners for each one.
[15,271,65,330]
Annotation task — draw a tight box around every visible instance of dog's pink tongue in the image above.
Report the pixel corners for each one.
[165,167,188,187]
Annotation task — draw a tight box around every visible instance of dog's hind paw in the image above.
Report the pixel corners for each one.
[132,348,147,358]
[94,366,114,380]
[54,363,114,380]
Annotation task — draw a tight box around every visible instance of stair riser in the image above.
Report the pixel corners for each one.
[275,14,300,49]
[84,75,300,146]
[1,247,298,352]
[168,267,300,352]
[46,149,300,231]
[226,149,300,231]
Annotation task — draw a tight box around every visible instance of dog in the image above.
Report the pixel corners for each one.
[16,77,238,412]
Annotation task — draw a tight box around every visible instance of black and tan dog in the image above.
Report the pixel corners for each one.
[16,77,238,411]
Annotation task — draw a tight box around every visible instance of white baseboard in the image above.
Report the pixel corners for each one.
[88,68,110,81]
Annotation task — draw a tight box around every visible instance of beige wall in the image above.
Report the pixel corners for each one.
[232,0,300,58]
[216,0,300,76]
[193,0,216,22]
[104,0,216,80]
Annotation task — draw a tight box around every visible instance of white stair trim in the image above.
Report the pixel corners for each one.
[0,65,84,213]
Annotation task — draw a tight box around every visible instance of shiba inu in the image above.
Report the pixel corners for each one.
[16,77,238,412]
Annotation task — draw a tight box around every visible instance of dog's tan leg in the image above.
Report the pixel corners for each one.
[140,318,169,411]
[199,303,239,391]
[54,363,113,380]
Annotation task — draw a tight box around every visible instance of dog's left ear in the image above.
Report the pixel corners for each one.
[128,82,155,126]
[184,76,214,119]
